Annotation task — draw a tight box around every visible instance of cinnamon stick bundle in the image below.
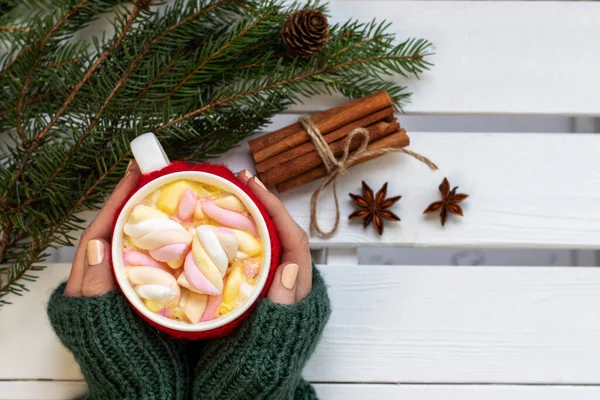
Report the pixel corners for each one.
[258,121,401,187]
[248,90,393,163]
[276,130,410,192]
[255,106,395,174]
[248,90,411,193]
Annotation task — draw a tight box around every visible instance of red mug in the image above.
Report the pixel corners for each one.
[111,133,281,339]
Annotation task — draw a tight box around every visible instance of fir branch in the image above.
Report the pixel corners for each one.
[0,90,60,118]
[156,47,431,132]
[0,25,29,32]
[128,54,182,108]
[155,12,272,109]
[2,1,144,208]
[4,0,235,212]
[15,0,91,140]
[46,57,80,69]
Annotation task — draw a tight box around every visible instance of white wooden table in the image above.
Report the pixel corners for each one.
[3,1,600,399]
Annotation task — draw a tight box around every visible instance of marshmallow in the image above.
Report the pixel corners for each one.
[214,195,246,213]
[193,202,205,221]
[196,225,229,275]
[149,243,188,263]
[123,249,170,272]
[126,266,180,303]
[184,292,208,324]
[124,204,192,265]
[232,229,261,256]
[135,284,176,302]
[223,267,244,305]
[182,236,224,294]
[177,188,197,221]
[201,293,224,322]
[183,251,220,295]
[214,227,238,261]
[202,199,257,236]
[177,272,208,295]
[238,281,253,302]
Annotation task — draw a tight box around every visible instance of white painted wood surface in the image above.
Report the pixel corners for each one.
[219,126,600,250]
[287,1,600,116]
[307,265,600,384]
[4,264,600,389]
[5,382,600,400]
[314,385,600,400]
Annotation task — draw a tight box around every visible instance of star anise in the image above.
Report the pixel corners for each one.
[423,177,468,226]
[348,181,401,235]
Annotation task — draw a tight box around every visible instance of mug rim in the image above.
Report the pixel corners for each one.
[111,171,272,332]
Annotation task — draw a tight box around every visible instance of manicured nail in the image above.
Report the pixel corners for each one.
[281,263,299,290]
[241,170,252,180]
[87,240,105,266]
[125,159,134,175]
[253,176,267,190]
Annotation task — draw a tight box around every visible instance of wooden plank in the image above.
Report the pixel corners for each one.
[0,382,87,400]
[4,382,600,400]
[0,264,82,381]
[286,1,600,115]
[314,384,600,400]
[4,264,600,385]
[305,265,600,383]
[219,129,600,249]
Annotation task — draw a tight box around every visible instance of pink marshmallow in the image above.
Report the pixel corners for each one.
[184,252,220,295]
[149,243,188,263]
[201,292,224,322]
[123,249,170,272]
[202,199,257,237]
[177,188,197,222]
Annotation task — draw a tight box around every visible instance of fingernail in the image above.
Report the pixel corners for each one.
[87,240,105,266]
[281,263,299,290]
[125,159,134,176]
[253,176,267,190]
[241,170,252,180]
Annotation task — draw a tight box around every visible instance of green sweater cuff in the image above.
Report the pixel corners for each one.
[47,283,189,400]
[193,264,330,400]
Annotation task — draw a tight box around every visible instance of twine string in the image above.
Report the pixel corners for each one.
[299,115,438,238]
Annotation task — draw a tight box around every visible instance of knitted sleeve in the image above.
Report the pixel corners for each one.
[47,283,189,400]
[192,264,331,400]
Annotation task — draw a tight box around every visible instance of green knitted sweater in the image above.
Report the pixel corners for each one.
[47,265,330,400]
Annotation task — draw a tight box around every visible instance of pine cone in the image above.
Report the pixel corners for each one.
[281,9,329,58]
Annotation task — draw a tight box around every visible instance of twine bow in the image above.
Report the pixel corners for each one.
[299,115,438,238]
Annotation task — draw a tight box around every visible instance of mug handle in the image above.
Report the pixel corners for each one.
[130,132,171,174]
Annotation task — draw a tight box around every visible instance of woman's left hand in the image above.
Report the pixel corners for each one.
[63,160,141,297]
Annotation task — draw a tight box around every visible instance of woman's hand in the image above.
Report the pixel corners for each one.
[237,170,312,305]
[63,161,141,297]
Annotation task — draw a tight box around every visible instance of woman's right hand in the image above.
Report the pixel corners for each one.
[236,170,313,305]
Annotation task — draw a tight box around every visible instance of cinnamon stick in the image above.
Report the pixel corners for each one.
[275,130,410,193]
[248,90,393,163]
[255,106,395,174]
[259,121,401,187]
